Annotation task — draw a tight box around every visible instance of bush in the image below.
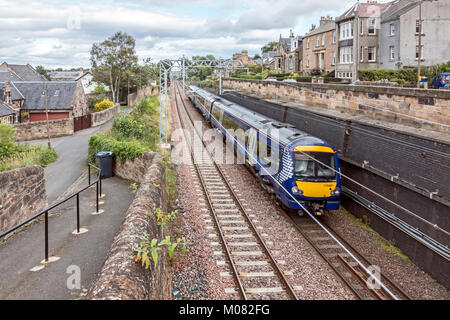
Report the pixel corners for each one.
[0,144,58,172]
[94,99,114,112]
[88,94,107,110]
[88,133,148,164]
[93,84,107,94]
[0,124,17,158]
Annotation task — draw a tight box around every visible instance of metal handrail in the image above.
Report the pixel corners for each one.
[0,163,102,263]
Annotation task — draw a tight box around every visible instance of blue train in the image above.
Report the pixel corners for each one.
[187,85,341,216]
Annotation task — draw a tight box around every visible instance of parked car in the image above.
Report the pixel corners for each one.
[282,78,297,83]
[432,72,450,89]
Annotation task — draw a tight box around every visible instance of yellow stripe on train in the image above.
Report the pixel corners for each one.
[294,146,335,153]
[296,181,337,198]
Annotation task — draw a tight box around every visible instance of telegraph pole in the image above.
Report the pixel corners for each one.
[417,0,423,88]
[43,82,51,148]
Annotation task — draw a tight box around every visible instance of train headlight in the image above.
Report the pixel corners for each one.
[291,186,303,195]
[331,187,341,196]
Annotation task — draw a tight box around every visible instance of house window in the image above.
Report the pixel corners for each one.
[389,46,395,60]
[368,46,376,62]
[306,38,309,49]
[332,51,336,65]
[278,59,281,69]
[332,30,336,44]
[416,45,424,60]
[389,23,395,36]
[54,90,60,96]
[289,56,293,70]
[306,55,310,67]
[368,18,376,35]
[340,22,353,40]
[340,46,353,64]
[322,34,325,46]
[360,46,364,62]
[360,20,364,35]
[316,36,320,47]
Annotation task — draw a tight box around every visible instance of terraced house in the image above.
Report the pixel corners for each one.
[302,17,337,76]
[335,1,391,81]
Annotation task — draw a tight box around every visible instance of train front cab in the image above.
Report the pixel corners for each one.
[279,145,341,216]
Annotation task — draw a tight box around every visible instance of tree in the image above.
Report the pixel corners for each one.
[261,41,278,53]
[90,32,138,103]
[253,54,261,60]
[187,55,216,81]
[35,65,50,80]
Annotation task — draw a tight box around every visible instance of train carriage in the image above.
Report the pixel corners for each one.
[187,85,341,216]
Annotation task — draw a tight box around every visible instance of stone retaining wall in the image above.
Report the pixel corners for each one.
[113,152,156,183]
[127,86,159,106]
[13,118,74,141]
[223,78,450,133]
[88,153,172,300]
[91,104,120,127]
[0,166,48,234]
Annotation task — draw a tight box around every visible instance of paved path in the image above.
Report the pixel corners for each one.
[0,176,134,299]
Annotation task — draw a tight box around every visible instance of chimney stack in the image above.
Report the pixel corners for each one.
[4,81,11,104]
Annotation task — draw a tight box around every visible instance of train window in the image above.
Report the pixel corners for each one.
[294,152,336,182]
[222,113,241,132]
[212,106,222,124]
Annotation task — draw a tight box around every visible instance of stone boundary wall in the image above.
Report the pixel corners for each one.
[0,166,48,234]
[91,104,120,127]
[88,153,172,300]
[127,86,159,106]
[13,118,74,142]
[223,78,450,133]
[113,152,156,183]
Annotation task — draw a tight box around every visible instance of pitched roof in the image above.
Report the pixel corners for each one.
[0,71,21,82]
[6,64,48,81]
[304,20,336,37]
[0,81,77,111]
[0,102,16,117]
[278,37,292,52]
[381,0,419,22]
[336,1,393,22]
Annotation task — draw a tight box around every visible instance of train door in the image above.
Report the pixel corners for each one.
[247,128,257,166]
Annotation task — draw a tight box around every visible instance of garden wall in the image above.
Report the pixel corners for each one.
[13,118,74,142]
[223,78,450,133]
[91,104,120,127]
[0,166,47,234]
[88,153,172,300]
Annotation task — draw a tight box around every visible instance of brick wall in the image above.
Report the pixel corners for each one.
[0,166,47,234]
[223,78,450,133]
[13,118,74,141]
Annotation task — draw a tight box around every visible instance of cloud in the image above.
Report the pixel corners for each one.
[0,0,371,68]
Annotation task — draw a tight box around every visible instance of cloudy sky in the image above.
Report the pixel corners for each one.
[0,0,388,69]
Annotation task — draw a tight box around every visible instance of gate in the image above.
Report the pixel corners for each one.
[74,114,92,131]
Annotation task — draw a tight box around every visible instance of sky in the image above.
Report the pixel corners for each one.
[0,0,390,69]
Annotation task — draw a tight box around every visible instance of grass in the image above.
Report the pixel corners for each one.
[0,144,58,172]
[340,206,410,262]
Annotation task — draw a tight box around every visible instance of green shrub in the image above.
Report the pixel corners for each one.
[88,94,107,110]
[0,124,17,158]
[88,133,148,164]
[94,99,114,112]
[93,84,107,94]
[0,144,58,172]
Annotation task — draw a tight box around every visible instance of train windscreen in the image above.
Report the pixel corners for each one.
[294,152,336,182]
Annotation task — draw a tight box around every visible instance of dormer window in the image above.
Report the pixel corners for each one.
[54,90,60,96]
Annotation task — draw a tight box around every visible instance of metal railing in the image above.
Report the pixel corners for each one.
[0,164,103,263]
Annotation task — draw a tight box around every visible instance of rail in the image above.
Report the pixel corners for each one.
[0,163,103,263]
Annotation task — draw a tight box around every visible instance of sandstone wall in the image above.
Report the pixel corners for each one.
[0,166,48,234]
[113,152,156,183]
[91,104,120,127]
[88,153,172,300]
[13,118,74,142]
[127,86,159,106]
[223,78,450,133]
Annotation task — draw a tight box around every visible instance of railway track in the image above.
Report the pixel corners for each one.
[173,82,299,300]
[289,214,411,300]
[174,81,410,300]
